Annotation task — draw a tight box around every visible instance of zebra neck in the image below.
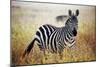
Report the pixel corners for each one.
[61,26,75,47]
[64,26,73,37]
[63,26,75,43]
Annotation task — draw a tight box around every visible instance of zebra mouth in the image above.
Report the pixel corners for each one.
[72,28,77,36]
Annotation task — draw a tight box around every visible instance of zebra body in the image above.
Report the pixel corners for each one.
[23,9,79,57]
[35,24,75,53]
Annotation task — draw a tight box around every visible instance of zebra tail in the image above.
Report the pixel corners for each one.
[23,38,36,58]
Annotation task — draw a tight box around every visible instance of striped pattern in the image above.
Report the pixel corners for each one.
[23,9,79,57]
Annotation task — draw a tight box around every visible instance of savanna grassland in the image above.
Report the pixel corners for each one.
[11,1,96,65]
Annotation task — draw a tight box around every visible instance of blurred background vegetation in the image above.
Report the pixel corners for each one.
[11,1,96,65]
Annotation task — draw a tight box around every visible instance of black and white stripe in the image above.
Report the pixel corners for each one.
[23,9,79,57]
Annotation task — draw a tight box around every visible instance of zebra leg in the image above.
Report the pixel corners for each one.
[67,47,74,61]
[41,46,48,60]
[43,50,47,59]
[40,50,44,64]
[38,47,47,64]
[41,50,48,64]
[58,46,64,60]
[58,42,64,60]
[36,45,44,63]
[58,51,63,60]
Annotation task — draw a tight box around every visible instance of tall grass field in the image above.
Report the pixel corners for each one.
[11,1,96,65]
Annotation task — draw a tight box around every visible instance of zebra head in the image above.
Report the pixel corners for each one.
[65,9,79,36]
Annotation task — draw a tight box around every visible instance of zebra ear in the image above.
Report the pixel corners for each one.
[76,9,79,16]
[69,10,72,16]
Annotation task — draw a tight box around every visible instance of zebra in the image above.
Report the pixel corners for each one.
[23,9,79,58]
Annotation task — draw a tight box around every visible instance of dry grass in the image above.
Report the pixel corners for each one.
[11,2,96,65]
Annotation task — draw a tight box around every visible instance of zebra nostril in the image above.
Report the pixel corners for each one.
[73,28,77,36]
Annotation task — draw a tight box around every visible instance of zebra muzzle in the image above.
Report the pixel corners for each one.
[73,28,77,36]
